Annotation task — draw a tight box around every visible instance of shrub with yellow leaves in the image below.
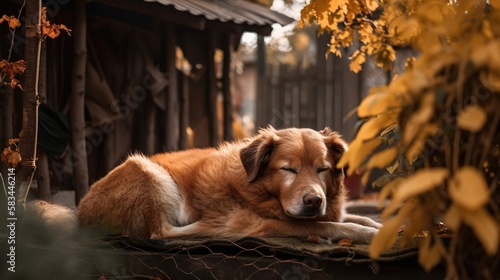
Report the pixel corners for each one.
[301,0,499,278]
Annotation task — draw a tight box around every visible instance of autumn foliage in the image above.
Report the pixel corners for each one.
[1,7,71,168]
[301,0,499,278]
[41,7,71,40]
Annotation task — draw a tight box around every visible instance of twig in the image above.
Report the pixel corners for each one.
[7,0,27,62]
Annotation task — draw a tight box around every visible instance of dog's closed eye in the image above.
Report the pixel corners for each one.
[280,167,297,174]
[316,167,331,173]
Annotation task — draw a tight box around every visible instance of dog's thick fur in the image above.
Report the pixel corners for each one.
[78,127,381,243]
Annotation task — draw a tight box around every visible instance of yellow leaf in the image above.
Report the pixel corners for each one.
[448,166,489,211]
[394,168,449,203]
[365,0,378,12]
[377,178,402,209]
[339,137,381,175]
[457,105,487,133]
[443,203,461,231]
[382,168,449,219]
[480,70,500,92]
[357,86,391,118]
[389,16,419,45]
[365,147,398,169]
[317,10,330,29]
[405,57,416,71]
[491,0,500,9]
[338,28,354,47]
[416,1,453,25]
[358,83,408,118]
[400,205,427,248]
[476,40,500,72]
[375,45,396,70]
[349,50,366,73]
[463,207,499,255]
[370,201,414,259]
[357,114,396,141]
[345,1,361,21]
[418,236,442,272]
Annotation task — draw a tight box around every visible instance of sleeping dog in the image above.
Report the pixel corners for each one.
[78,127,381,243]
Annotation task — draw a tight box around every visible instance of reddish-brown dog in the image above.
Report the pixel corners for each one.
[78,127,381,243]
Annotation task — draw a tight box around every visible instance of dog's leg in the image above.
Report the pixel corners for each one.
[151,211,380,244]
[342,213,382,229]
[252,219,379,244]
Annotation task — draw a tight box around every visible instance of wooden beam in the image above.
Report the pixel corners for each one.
[222,33,234,141]
[164,22,179,151]
[207,29,219,146]
[70,0,89,205]
[93,0,206,31]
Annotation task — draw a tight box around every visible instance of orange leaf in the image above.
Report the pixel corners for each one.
[338,239,355,247]
[1,147,21,168]
[0,15,21,29]
[0,60,27,79]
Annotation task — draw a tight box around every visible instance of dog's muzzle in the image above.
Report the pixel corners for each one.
[303,193,322,209]
[295,193,323,217]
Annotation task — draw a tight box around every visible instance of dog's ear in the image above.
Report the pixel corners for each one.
[240,129,277,182]
[321,127,348,172]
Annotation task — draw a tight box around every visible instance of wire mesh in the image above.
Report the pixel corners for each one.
[1,229,437,280]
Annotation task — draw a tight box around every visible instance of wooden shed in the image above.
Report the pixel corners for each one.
[0,0,292,203]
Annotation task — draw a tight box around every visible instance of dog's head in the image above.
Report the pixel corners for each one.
[240,126,347,219]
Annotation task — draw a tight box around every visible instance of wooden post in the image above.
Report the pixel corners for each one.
[70,0,89,205]
[207,29,219,146]
[37,39,51,201]
[16,0,42,206]
[179,73,189,150]
[143,93,156,154]
[164,23,179,151]
[222,33,233,141]
[1,87,14,148]
[256,35,266,129]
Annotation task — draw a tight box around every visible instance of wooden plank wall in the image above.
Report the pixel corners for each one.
[255,34,366,142]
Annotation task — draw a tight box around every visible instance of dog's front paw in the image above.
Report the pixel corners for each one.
[369,220,383,229]
[358,226,379,243]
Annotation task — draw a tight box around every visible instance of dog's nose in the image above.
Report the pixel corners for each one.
[303,194,322,209]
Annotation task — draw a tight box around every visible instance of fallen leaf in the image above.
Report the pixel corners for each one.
[365,146,399,169]
[338,239,355,247]
[306,235,321,243]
